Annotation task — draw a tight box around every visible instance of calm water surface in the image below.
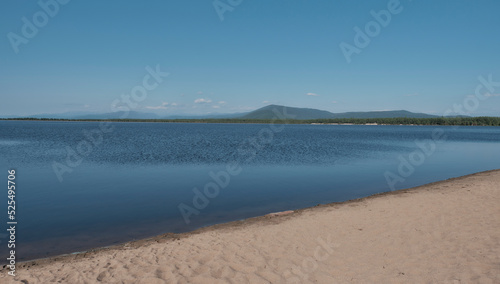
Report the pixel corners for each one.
[0,121,499,261]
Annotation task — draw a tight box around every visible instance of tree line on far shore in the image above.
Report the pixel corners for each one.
[305,116,500,126]
[2,116,500,126]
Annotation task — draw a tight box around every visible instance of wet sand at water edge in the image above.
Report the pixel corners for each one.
[2,170,499,283]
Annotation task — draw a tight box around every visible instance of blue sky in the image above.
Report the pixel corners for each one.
[1,0,500,116]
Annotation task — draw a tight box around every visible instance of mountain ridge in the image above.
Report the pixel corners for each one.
[241,105,439,120]
[2,105,463,120]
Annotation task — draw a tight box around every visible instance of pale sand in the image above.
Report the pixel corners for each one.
[2,170,499,283]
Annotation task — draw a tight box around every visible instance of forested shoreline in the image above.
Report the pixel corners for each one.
[2,116,500,126]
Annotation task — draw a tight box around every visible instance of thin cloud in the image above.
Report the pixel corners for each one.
[63,103,91,108]
[235,106,256,111]
[485,93,500,97]
[306,93,319,96]
[404,93,419,97]
[145,102,169,110]
[218,101,226,104]
[331,101,338,104]
[194,98,212,104]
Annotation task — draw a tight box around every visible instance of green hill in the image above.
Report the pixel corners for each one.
[241,105,438,120]
[241,105,334,120]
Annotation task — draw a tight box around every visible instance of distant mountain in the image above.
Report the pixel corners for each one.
[25,111,101,119]
[12,110,250,120]
[241,105,335,120]
[162,112,249,119]
[21,111,158,120]
[4,105,459,120]
[73,111,160,120]
[332,110,438,119]
[241,105,439,120]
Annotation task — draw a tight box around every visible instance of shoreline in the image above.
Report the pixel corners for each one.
[2,118,500,127]
[2,168,499,282]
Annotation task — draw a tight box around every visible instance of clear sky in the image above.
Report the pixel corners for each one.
[1,0,500,116]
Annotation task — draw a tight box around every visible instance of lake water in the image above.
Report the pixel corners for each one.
[0,121,499,262]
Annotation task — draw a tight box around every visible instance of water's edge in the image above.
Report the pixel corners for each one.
[5,168,498,268]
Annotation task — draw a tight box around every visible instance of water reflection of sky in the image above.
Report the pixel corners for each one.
[0,121,499,262]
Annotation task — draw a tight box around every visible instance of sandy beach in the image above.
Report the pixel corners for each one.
[2,170,499,283]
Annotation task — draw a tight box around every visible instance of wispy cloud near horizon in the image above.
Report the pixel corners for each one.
[194,98,212,104]
[145,102,170,110]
